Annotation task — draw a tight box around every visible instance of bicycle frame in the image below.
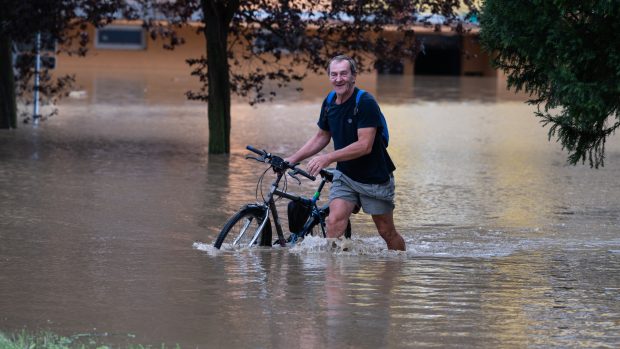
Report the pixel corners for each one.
[286,176,329,244]
[245,171,332,247]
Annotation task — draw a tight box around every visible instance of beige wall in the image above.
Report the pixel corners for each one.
[56,23,496,77]
[461,34,496,77]
[57,24,204,73]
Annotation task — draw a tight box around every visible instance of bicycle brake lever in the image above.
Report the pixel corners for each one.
[287,170,302,185]
[245,155,268,163]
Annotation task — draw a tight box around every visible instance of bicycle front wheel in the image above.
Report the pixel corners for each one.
[214,205,272,249]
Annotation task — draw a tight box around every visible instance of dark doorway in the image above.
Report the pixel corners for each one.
[414,35,461,76]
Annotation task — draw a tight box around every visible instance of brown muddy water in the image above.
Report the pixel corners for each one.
[1,69,619,348]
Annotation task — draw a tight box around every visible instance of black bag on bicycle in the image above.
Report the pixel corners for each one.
[287,200,311,233]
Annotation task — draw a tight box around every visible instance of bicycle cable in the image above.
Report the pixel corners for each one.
[255,166,270,203]
[255,164,289,203]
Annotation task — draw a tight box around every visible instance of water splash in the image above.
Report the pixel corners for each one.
[193,233,521,258]
[194,228,620,259]
[289,236,397,256]
[192,242,223,256]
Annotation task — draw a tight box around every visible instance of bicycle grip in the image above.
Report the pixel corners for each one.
[295,168,316,181]
[246,145,266,156]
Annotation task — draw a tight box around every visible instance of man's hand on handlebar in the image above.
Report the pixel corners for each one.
[306,154,333,177]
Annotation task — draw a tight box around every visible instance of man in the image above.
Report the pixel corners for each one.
[285,55,406,251]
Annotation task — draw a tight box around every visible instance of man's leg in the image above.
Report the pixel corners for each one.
[326,198,356,238]
[372,211,406,251]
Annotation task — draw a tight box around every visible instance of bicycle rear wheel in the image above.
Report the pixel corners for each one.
[214,205,272,249]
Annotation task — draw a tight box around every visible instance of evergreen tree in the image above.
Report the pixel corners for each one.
[480,0,620,168]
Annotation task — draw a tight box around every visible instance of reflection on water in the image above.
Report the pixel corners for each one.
[1,69,619,348]
[60,67,524,106]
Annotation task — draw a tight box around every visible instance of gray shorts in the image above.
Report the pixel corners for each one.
[328,170,395,215]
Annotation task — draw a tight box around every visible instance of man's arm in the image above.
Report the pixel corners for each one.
[306,127,376,176]
[286,129,332,164]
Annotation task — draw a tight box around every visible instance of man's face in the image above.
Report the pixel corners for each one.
[329,60,356,95]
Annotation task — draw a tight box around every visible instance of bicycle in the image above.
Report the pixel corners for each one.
[213,145,351,250]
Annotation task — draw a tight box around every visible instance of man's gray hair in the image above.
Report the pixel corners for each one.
[327,55,357,76]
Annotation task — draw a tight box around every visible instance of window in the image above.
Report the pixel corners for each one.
[95,26,146,50]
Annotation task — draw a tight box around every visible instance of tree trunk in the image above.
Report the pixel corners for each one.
[202,0,239,154]
[0,33,17,129]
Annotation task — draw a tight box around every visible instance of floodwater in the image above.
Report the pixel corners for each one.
[1,68,619,348]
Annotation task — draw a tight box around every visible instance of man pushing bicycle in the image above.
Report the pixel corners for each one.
[285,55,406,251]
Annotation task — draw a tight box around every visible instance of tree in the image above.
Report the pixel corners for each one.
[148,0,476,154]
[0,30,17,128]
[480,0,620,168]
[0,1,134,128]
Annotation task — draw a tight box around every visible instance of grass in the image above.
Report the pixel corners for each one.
[0,331,181,349]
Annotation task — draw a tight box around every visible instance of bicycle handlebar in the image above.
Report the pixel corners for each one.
[246,145,316,181]
[288,167,315,182]
[246,145,266,157]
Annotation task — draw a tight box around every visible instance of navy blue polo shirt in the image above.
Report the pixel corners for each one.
[317,87,396,184]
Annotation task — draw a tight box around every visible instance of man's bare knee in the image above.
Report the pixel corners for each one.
[327,199,355,238]
[326,215,348,238]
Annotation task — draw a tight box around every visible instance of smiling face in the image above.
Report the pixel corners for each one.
[329,59,356,97]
